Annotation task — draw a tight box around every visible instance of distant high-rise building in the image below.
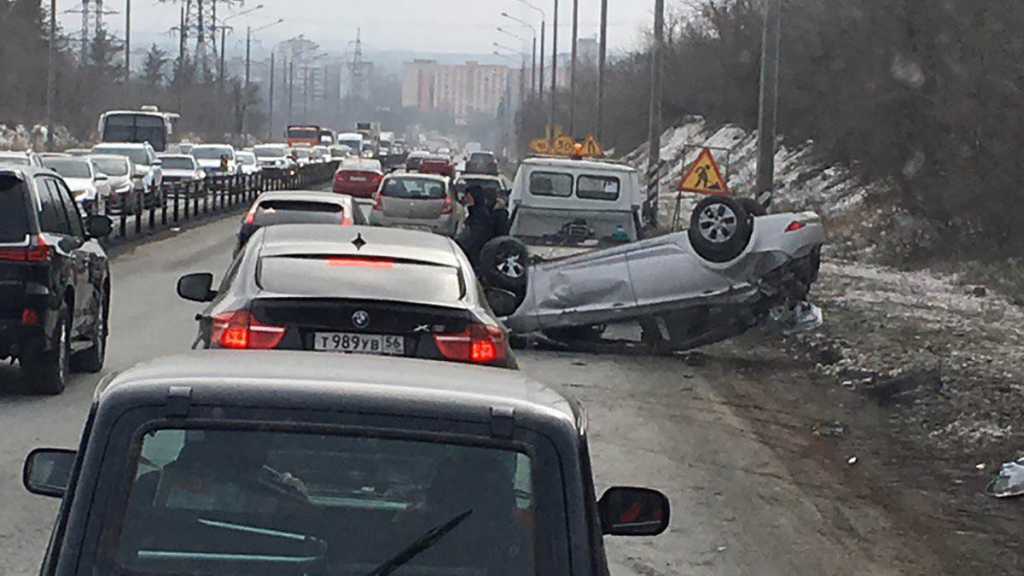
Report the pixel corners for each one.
[402,60,519,124]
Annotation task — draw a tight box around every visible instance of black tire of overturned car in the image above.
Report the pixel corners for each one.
[480,236,530,292]
[688,196,754,263]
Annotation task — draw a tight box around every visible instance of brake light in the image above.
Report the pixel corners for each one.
[434,324,508,365]
[0,236,52,263]
[441,194,453,215]
[210,310,285,350]
[785,221,807,233]
[373,192,384,211]
[21,308,40,327]
[327,257,394,268]
[341,214,354,226]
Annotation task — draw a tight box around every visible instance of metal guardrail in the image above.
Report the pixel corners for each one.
[103,161,339,242]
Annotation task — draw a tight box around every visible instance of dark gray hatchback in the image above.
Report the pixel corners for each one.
[24,352,669,576]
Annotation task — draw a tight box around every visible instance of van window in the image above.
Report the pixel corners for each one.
[529,172,572,198]
[576,175,621,201]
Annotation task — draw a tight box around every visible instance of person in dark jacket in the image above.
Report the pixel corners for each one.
[457,185,497,270]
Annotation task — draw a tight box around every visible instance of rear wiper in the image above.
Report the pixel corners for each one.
[364,509,473,576]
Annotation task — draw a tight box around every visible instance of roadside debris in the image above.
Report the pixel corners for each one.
[987,458,1024,499]
[847,456,859,465]
[812,420,847,438]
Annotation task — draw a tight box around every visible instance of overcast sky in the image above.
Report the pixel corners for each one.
[60,0,656,62]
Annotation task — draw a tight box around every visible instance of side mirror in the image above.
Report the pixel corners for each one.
[94,173,109,182]
[23,448,76,498]
[152,159,163,167]
[177,272,216,302]
[484,287,521,318]
[85,214,113,238]
[597,487,670,536]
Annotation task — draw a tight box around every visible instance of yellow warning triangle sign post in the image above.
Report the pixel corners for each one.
[679,148,730,195]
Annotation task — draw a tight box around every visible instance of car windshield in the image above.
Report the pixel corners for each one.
[159,157,195,170]
[292,148,311,159]
[111,427,536,576]
[42,159,91,179]
[259,255,463,304]
[381,177,446,199]
[254,146,287,159]
[95,147,149,165]
[91,157,130,176]
[101,114,167,151]
[237,153,255,165]
[192,147,233,160]
[0,176,29,242]
[251,200,344,227]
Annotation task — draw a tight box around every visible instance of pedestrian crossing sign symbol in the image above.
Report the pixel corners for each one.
[679,148,730,195]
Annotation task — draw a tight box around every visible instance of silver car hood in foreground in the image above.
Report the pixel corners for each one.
[505,211,825,333]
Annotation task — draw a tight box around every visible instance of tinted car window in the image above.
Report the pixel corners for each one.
[381,178,446,199]
[0,155,31,166]
[52,179,84,237]
[576,175,621,201]
[159,157,195,170]
[110,427,537,576]
[35,177,71,235]
[192,146,234,160]
[254,146,287,159]
[253,200,344,227]
[0,177,30,242]
[529,172,573,197]
[258,256,464,304]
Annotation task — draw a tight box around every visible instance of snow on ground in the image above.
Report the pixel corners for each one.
[0,124,78,151]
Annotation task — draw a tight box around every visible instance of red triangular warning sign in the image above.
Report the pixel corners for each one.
[679,148,730,195]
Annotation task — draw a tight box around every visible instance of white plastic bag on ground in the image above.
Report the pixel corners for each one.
[988,458,1024,498]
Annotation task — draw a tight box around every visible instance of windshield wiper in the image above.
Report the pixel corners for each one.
[364,509,473,576]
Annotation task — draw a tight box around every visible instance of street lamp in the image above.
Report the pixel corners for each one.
[242,18,284,136]
[500,12,539,100]
[218,4,265,91]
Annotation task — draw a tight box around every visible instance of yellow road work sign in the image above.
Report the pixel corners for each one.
[581,134,604,158]
[679,148,730,195]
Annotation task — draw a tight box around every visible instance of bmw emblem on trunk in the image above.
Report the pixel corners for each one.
[352,310,370,329]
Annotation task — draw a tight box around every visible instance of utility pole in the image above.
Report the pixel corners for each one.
[219,25,227,94]
[646,0,665,225]
[597,0,608,141]
[550,0,558,130]
[303,66,310,122]
[268,52,275,139]
[124,0,132,85]
[569,0,578,136]
[538,19,545,102]
[46,0,56,150]
[531,35,537,98]
[241,25,251,136]
[756,0,782,206]
[288,59,294,124]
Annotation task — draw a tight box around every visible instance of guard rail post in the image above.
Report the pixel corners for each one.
[119,203,127,238]
[161,185,168,226]
[147,186,156,231]
[199,178,206,215]
[134,189,143,236]
[173,183,180,222]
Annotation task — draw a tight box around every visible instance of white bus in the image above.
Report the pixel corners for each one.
[98,106,180,152]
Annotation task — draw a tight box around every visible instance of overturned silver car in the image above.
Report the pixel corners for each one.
[477,158,825,352]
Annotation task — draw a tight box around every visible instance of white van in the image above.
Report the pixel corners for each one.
[508,157,648,252]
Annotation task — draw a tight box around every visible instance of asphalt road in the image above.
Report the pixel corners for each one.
[0,207,931,575]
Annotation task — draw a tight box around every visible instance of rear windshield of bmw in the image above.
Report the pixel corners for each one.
[253,201,345,227]
[257,255,465,305]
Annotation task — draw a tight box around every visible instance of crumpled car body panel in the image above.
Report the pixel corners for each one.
[505,211,825,334]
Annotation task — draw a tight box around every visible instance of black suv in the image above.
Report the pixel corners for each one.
[23,351,670,575]
[0,167,113,394]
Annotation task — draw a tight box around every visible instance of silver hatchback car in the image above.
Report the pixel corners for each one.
[369,173,460,236]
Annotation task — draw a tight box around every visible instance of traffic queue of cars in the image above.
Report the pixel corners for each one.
[15,143,673,576]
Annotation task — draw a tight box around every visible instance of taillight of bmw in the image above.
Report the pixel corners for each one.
[441,194,454,215]
[210,310,285,349]
[433,324,509,365]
